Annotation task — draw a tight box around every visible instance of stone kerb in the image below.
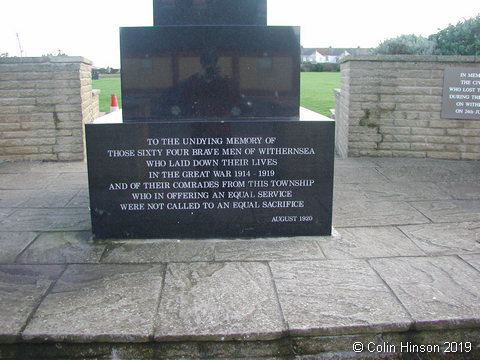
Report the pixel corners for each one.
[335,55,480,160]
[0,56,99,161]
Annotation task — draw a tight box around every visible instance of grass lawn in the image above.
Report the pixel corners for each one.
[300,72,340,116]
[92,74,122,113]
[93,72,340,116]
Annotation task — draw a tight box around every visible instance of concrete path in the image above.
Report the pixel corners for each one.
[0,157,479,359]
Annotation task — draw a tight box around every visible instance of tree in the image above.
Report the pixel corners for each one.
[371,34,435,55]
[429,15,480,55]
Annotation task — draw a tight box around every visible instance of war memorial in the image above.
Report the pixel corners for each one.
[0,1,479,359]
[85,0,334,239]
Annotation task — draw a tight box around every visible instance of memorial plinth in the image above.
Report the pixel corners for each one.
[86,113,334,239]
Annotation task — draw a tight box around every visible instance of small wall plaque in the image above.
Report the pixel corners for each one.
[441,67,480,120]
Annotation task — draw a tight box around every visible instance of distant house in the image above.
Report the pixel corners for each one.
[301,49,326,64]
[301,47,371,64]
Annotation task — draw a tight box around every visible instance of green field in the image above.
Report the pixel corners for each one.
[92,74,122,113]
[300,72,340,116]
[93,72,340,116]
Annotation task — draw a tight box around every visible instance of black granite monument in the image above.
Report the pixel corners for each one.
[86,0,335,239]
[121,26,300,122]
[153,0,267,26]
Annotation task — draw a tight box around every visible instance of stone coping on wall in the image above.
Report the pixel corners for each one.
[0,56,93,65]
[340,54,480,64]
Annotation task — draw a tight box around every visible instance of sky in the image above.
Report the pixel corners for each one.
[0,0,478,68]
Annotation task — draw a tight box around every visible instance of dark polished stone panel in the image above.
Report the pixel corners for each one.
[120,26,300,122]
[86,120,334,239]
[153,0,267,25]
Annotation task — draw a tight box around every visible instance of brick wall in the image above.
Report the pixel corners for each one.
[335,55,480,160]
[0,56,99,161]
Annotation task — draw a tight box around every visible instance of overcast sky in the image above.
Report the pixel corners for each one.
[0,0,478,68]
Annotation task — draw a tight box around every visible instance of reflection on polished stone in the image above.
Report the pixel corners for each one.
[120,26,300,122]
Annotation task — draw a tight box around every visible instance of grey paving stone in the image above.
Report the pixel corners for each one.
[270,260,412,336]
[460,254,480,272]
[28,161,87,173]
[0,265,65,343]
[0,208,91,231]
[0,190,36,207]
[0,208,15,220]
[16,231,105,264]
[377,166,456,183]
[46,172,89,190]
[333,184,368,202]
[155,262,285,341]
[410,200,480,223]
[0,161,38,174]
[400,222,480,255]
[23,264,164,342]
[66,189,90,208]
[0,173,59,190]
[333,200,430,227]
[214,238,325,261]
[319,227,425,259]
[334,167,389,184]
[334,158,378,168]
[0,232,37,264]
[371,158,461,168]
[102,240,215,263]
[20,189,79,208]
[0,161,87,174]
[437,182,480,200]
[370,256,480,329]
[358,182,451,202]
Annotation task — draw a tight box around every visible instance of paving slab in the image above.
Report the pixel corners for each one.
[376,165,457,183]
[333,157,378,167]
[460,254,480,272]
[16,231,105,264]
[334,167,389,184]
[25,161,87,174]
[155,262,285,341]
[19,189,79,208]
[318,226,425,259]
[333,200,430,227]
[46,172,88,190]
[436,182,480,200]
[0,157,480,359]
[0,190,36,207]
[214,237,325,261]
[354,181,451,201]
[333,183,368,202]
[102,240,215,263]
[22,264,164,342]
[0,161,87,174]
[410,200,480,223]
[0,173,59,190]
[0,265,65,343]
[270,260,412,336]
[0,232,37,264]
[66,189,90,208]
[400,222,480,256]
[370,256,480,330]
[0,208,91,232]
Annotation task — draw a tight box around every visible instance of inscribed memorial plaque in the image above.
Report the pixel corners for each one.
[86,120,334,239]
[442,67,480,120]
[120,26,300,122]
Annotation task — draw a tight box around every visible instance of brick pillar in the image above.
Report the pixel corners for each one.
[0,56,99,161]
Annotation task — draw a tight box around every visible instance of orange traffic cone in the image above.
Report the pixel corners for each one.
[110,94,119,112]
